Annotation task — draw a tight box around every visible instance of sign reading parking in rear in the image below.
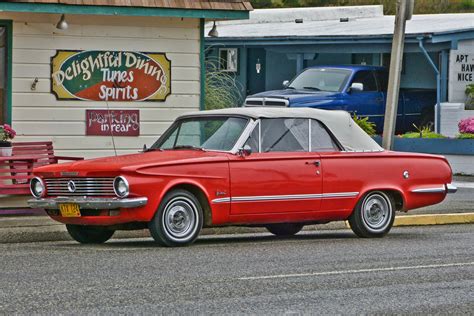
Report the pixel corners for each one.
[86,110,140,136]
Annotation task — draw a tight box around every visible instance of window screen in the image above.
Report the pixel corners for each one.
[351,71,377,92]
[311,120,340,152]
[261,118,309,152]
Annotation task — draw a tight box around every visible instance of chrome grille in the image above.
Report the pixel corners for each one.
[45,178,115,196]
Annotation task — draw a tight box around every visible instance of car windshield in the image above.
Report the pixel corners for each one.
[289,68,352,92]
[152,116,249,151]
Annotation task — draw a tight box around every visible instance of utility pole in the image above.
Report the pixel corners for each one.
[382,0,414,150]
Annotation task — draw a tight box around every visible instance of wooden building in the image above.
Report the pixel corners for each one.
[0,0,251,158]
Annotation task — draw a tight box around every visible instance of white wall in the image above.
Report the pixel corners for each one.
[0,12,201,158]
[449,39,474,103]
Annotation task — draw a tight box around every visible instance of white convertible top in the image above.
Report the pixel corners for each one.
[182,107,383,152]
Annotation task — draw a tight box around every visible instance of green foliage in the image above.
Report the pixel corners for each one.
[352,114,376,136]
[466,84,474,96]
[400,124,446,138]
[204,52,244,110]
[250,0,474,14]
[457,132,474,139]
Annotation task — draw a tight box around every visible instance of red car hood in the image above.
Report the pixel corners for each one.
[34,150,230,177]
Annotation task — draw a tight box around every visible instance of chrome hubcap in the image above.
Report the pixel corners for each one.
[163,197,198,241]
[362,193,391,231]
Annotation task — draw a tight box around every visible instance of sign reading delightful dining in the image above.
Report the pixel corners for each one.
[51,50,171,102]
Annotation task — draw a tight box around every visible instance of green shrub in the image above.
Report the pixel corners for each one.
[400,124,446,138]
[352,114,376,136]
[204,54,244,110]
[457,132,474,139]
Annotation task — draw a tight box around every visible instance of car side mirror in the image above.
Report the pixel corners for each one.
[238,144,252,157]
[349,82,364,93]
[282,80,290,88]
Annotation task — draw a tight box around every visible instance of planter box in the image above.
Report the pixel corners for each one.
[373,136,474,155]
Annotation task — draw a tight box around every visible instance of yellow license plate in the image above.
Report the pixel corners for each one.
[59,204,81,217]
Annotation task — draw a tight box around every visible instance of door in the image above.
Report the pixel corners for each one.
[246,48,266,95]
[229,118,322,215]
[347,70,385,133]
[0,25,7,124]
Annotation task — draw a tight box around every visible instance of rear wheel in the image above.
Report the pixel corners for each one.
[149,189,203,247]
[348,191,395,238]
[66,224,115,244]
[266,223,304,236]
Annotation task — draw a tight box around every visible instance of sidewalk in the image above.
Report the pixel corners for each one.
[1,176,473,243]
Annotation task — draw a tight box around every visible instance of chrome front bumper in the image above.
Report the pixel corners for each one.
[28,197,148,210]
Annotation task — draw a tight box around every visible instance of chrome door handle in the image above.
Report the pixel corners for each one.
[306,161,320,167]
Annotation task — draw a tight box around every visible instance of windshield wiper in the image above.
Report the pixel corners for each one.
[303,86,321,91]
[171,145,205,151]
[286,86,296,90]
[144,148,162,152]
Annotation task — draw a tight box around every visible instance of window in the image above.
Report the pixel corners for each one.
[375,70,389,92]
[244,122,260,153]
[261,118,309,152]
[351,71,377,92]
[311,120,339,152]
[289,68,351,92]
[219,48,238,72]
[155,117,248,151]
[0,27,7,124]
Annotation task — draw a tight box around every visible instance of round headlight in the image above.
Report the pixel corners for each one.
[113,176,129,198]
[30,177,45,198]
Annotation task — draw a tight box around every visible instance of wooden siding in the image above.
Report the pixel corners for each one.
[4,0,253,11]
[1,13,201,158]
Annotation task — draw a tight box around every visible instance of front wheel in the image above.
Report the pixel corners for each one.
[66,224,115,244]
[149,189,203,247]
[266,223,304,236]
[348,191,395,238]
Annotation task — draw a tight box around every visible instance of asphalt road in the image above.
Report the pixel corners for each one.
[0,225,473,315]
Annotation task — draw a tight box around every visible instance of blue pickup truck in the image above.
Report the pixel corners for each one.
[244,65,436,133]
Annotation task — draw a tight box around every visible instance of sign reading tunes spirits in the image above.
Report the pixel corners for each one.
[86,110,140,136]
[52,50,171,102]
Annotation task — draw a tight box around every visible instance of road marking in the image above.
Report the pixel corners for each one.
[453,182,474,189]
[238,261,474,281]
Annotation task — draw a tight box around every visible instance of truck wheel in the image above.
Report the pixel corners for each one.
[266,223,304,236]
[348,191,395,238]
[66,224,115,244]
[149,189,203,247]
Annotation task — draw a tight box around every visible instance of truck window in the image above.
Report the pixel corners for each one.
[351,71,377,92]
[375,71,389,92]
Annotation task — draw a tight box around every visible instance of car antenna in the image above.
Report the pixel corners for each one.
[105,100,118,156]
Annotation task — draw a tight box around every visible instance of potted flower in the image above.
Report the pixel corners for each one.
[0,124,17,156]
[458,117,474,139]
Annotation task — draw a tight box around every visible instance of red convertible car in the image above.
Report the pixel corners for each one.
[29,108,456,246]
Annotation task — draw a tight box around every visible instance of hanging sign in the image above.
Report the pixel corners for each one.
[51,50,171,102]
[86,110,140,136]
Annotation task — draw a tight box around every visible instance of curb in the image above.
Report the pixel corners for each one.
[394,213,474,226]
[0,213,473,244]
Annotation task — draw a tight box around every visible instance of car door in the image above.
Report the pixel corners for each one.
[229,118,322,215]
[348,70,385,132]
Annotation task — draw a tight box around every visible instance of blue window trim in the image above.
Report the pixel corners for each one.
[0,2,249,20]
[0,20,12,125]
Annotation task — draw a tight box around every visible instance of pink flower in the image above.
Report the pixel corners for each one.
[0,124,16,141]
[459,117,474,134]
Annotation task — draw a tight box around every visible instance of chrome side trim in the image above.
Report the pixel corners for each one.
[211,192,359,204]
[28,197,148,210]
[411,186,446,194]
[446,184,457,194]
